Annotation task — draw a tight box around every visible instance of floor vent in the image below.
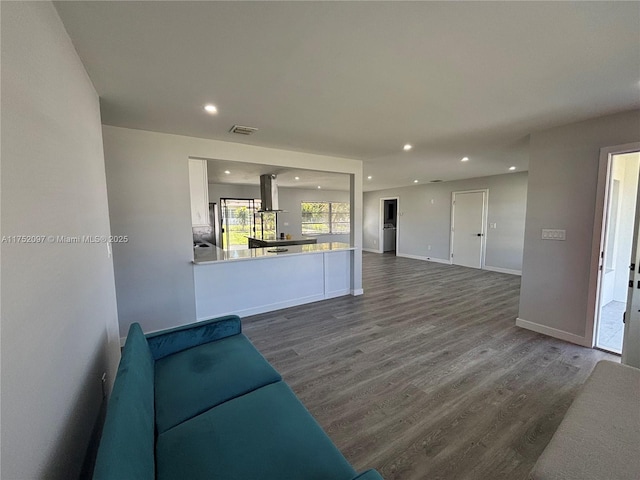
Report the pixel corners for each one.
[229,125,258,135]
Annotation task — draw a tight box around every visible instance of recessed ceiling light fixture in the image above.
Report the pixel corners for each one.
[461,157,469,162]
[367,175,372,180]
[509,166,516,171]
[403,144,413,151]
[317,186,322,189]
[294,176,300,180]
[204,104,218,114]
[413,179,419,183]
[224,170,231,174]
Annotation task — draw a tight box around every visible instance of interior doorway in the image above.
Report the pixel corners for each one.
[450,190,488,268]
[379,197,398,254]
[594,151,640,354]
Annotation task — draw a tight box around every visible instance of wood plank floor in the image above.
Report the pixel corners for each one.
[243,252,616,480]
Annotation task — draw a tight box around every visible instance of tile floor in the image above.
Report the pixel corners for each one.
[596,300,625,354]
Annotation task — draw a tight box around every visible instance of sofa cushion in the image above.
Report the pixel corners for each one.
[155,381,357,480]
[93,323,155,480]
[146,315,241,360]
[154,333,281,433]
[530,360,640,480]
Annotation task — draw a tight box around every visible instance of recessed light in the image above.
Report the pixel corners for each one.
[224,170,231,174]
[367,175,372,180]
[294,176,300,180]
[413,179,419,183]
[403,144,413,151]
[317,186,322,189]
[204,104,218,114]
[509,166,516,171]
[461,157,469,162]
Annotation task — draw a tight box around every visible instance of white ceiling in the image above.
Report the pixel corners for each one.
[54,1,640,192]
[203,158,350,191]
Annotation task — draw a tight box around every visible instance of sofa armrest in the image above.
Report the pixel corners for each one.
[145,315,241,360]
[351,469,385,480]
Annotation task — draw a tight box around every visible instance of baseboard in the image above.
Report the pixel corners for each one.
[197,293,327,321]
[483,265,522,276]
[397,253,452,265]
[516,317,591,347]
[325,288,352,299]
[362,248,381,254]
[351,288,364,296]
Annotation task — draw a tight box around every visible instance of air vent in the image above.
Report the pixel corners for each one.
[229,125,258,135]
[430,179,443,183]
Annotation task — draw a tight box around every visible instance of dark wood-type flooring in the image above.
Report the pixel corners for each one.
[243,252,616,480]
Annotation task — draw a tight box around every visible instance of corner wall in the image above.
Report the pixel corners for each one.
[363,172,528,273]
[517,109,640,344]
[1,2,121,478]
[102,126,363,338]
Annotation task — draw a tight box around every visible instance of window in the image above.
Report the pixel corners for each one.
[301,202,350,235]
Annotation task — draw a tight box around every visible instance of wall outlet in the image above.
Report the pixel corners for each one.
[430,199,434,204]
[373,239,377,245]
[542,229,566,241]
[490,223,497,229]
[283,222,289,226]
[427,245,431,251]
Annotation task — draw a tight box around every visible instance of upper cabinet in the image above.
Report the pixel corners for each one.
[189,159,209,227]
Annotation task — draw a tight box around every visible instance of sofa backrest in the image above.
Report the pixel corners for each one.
[93,323,155,480]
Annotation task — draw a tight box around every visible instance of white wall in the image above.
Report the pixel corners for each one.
[209,183,350,243]
[102,126,363,338]
[364,172,528,273]
[1,2,121,479]
[517,109,640,344]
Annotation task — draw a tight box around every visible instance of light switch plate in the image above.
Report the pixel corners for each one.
[542,229,566,241]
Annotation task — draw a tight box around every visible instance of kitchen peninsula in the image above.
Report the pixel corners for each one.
[192,242,355,320]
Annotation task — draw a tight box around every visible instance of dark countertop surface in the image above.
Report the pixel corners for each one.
[247,236,318,247]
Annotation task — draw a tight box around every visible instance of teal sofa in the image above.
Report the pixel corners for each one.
[93,315,383,480]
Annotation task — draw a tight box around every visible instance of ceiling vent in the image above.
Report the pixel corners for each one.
[229,125,258,135]
[430,179,443,183]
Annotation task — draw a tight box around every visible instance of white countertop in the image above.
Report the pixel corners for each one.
[193,242,355,265]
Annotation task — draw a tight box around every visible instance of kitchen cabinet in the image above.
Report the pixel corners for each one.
[189,159,209,227]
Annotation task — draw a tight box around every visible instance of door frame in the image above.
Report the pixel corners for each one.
[450,189,489,268]
[378,196,400,254]
[586,142,640,348]
[219,197,260,249]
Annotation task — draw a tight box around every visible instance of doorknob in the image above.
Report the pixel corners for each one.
[476,233,484,237]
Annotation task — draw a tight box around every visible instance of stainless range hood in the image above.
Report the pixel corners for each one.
[259,174,282,212]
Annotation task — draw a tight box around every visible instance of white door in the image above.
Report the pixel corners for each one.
[622,174,640,368]
[451,191,486,268]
